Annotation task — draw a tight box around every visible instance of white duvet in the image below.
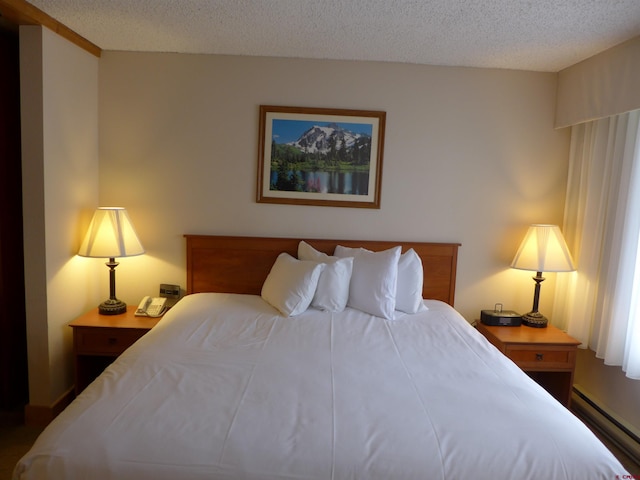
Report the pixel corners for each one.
[14,293,628,479]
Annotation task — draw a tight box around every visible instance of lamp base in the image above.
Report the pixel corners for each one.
[522,311,548,328]
[98,298,127,315]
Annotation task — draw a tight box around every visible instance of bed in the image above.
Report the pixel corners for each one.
[14,235,628,479]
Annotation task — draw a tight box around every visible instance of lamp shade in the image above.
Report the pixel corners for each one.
[510,224,575,273]
[78,207,145,258]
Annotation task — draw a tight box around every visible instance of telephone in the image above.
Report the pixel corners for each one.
[135,296,167,317]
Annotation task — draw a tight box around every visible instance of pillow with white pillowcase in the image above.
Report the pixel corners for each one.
[297,241,354,312]
[334,245,401,320]
[261,252,325,317]
[395,248,428,314]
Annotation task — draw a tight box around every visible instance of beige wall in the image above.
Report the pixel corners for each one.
[20,26,100,407]
[98,52,570,323]
[19,42,572,408]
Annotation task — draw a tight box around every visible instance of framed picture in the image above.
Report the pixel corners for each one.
[257,105,386,209]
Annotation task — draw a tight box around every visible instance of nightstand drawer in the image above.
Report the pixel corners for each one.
[505,345,575,370]
[74,327,146,355]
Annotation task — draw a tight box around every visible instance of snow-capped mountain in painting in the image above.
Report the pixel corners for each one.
[287,123,370,154]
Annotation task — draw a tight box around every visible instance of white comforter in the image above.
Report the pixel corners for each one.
[15,294,627,479]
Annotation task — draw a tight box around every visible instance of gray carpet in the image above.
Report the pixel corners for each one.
[0,424,43,480]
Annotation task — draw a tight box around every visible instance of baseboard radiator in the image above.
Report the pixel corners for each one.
[572,384,640,465]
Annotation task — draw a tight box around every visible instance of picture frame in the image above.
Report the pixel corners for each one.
[257,105,386,209]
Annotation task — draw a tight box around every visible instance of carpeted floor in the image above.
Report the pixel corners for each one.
[0,424,43,480]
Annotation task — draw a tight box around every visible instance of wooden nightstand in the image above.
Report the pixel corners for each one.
[69,306,162,394]
[476,322,581,407]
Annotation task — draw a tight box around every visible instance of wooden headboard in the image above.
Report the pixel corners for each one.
[184,235,461,306]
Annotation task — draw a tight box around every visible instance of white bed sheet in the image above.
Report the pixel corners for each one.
[14,293,628,479]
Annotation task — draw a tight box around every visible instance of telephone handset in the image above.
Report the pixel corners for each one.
[135,296,167,317]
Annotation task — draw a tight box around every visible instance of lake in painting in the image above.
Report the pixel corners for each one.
[270,170,369,195]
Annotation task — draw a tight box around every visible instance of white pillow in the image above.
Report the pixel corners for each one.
[261,252,325,317]
[298,241,354,312]
[334,245,401,320]
[395,248,427,314]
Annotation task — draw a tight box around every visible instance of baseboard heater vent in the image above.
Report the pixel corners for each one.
[572,385,640,465]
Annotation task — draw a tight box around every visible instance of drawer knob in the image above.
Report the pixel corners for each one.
[536,353,544,361]
[108,337,118,345]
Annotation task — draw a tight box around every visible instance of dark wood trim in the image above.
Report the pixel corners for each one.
[24,387,74,427]
[0,0,101,57]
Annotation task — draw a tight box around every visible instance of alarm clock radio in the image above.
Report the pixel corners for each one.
[480,304,522,326]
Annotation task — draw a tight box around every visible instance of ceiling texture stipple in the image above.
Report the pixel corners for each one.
[24,0,640,72]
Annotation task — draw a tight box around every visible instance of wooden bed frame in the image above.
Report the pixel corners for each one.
[185,235,461,306]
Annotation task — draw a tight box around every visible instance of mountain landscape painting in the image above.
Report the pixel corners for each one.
[258,106,386,209]
[270,119,372,195]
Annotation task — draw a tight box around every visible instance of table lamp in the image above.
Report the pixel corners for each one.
[510,224,575,328]
[77,207,145,315]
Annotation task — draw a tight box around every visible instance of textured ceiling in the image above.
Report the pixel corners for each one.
[25,0,640,72]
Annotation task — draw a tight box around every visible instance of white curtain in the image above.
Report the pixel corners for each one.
[553,110,640,380]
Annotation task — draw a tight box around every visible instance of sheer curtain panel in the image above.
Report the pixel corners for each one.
[553,110,640,379]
